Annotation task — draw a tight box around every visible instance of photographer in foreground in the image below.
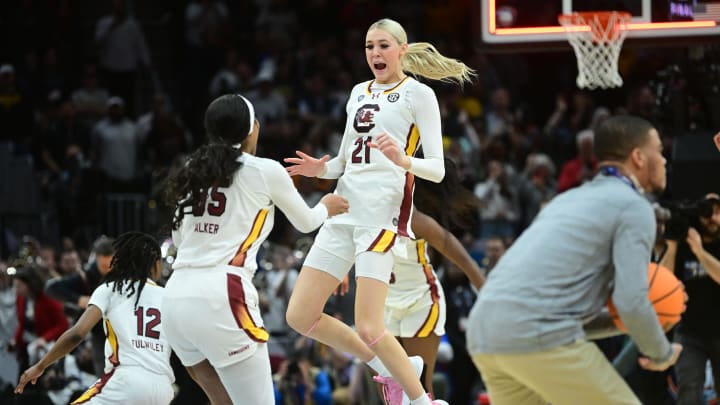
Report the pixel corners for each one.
[660,193,720,405]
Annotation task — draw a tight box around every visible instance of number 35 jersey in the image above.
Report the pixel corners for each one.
[89,280,174,381]
[328,77,442,237]
[172,154,328,272]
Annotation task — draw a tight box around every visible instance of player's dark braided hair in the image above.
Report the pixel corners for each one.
[104,231,161,309]
[166,94,252,230]
[413,157,479,233]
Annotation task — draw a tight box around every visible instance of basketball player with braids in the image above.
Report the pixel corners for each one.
[15,232,174,405]
[284,18,474,405]
[383,158,484,401]
[162,94,348,404]
[466,115,682,405]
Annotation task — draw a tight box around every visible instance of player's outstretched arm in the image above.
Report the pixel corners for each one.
[284,151,331,178]
[15,305,102,394]
[411,210,485,290]
[269,160,348,232]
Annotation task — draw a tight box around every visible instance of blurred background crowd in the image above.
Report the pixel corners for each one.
[0,0,719,404]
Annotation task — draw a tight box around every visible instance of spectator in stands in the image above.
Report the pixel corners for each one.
[11,266,69,371]
[474,160,520,239]
[37,246,60,281]
[0,262,17,346]
[273,348,333,405]
[517,153,556,229]
[485,87,514,138]
[91,96,145,193]
[71,64,109,143]
[245,67,288,125]
[258,244,300,370]
[208,49,253,100]
[0,64,34,154]
[478,236,507,277]
[94,0,152,116]
[136,93,191,171]
[557,129,597,193]
[58,249,82,276]
[46,236,114,377]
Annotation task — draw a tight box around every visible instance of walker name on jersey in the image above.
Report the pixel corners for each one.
[131,338,165,353]
[194,222,220,234]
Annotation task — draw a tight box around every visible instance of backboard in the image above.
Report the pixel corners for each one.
[480,0,720,44]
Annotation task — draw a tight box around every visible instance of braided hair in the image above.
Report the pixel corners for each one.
[414,158,479,233]
[104,231,161,309]
[165,94,253,230]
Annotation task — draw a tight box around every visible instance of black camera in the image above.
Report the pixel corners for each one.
[664,198,716,240]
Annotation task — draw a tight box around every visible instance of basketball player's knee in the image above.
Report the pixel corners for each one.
[355,321,385,346]
[285,306,312,334]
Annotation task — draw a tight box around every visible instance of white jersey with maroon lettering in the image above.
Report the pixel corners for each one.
[327,77,442,238]
[385,237,446,337]
[387,238,443,309]
[88,280,173,381]
[172,153,327,273]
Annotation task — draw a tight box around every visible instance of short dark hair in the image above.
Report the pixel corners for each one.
[92,235,115,256]
[15,266,45,297]
[593,115,655,162]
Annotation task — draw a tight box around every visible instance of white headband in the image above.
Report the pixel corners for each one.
[239,95,255,136]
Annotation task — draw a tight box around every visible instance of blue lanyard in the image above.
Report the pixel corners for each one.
[600,166,637,191]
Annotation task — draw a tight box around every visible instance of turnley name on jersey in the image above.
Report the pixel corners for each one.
[131,338,165,353]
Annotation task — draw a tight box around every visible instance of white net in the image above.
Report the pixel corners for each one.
[559,12,632,89]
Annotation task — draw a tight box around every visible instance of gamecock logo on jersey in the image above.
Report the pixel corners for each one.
[353,104,380,133]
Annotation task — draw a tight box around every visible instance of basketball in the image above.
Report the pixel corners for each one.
[607,263,686,332]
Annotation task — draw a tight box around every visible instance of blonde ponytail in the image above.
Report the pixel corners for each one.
[403,42,475,86]
[367,18,475,86]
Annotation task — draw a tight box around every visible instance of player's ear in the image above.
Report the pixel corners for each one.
[630,147,645,169]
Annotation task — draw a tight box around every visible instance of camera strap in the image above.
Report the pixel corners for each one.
[600,166,638,192]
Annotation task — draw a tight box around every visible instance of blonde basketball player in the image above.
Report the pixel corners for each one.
[162,94,348,404]
[284,18,474,405]
[15,232,174,405]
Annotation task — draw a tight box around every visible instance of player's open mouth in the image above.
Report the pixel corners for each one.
[374,63,387,70]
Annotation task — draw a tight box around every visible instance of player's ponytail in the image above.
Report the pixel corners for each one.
[368,18,475,86]
[104,232,161,309]
[166,94,256,230]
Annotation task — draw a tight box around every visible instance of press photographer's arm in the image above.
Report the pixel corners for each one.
[659,239,677,274]
[685,228,720,284]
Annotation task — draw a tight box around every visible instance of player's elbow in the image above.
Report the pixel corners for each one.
[429,168,445,183]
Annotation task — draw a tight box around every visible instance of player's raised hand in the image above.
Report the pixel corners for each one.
[15,364,45,394]
[367,133,411,170]
[284,151,330,177]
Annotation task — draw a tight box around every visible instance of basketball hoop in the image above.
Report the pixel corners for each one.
[559,11,632,89]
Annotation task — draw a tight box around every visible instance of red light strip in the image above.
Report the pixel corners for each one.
[488,0,718,35]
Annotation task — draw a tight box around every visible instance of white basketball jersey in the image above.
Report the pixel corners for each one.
[328,77,434,237]
[171,155,280,272]
[88,280,174,381]
[387,238,441,309]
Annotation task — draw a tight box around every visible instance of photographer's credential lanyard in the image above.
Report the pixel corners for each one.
[600,166,638,192]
